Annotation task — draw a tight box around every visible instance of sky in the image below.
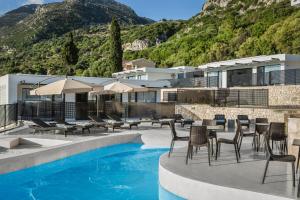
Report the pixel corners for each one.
[0,0,206,20]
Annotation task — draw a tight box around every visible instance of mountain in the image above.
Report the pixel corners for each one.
[0,0,153,46]
[0,0,299,77]
[124,0,300,66]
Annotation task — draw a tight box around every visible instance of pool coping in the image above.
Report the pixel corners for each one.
[0,133,141,174]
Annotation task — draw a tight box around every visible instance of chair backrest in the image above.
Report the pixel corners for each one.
[169,120,177,138]
[189,126,208,146]
[237,115,249,121]
[89,115,104,123]
[256,118,268,123]
[269,122,286,140]
[173,114,183,120]
[32,118,51,128]
[108,114,122,122]
[214,114,225,120]
[255,118,269,134]
[234,120,242,142]
[202,119,217,126]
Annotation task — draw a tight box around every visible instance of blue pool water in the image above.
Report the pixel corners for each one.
[0,143,183,200]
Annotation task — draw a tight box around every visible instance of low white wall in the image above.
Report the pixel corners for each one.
[159,164,291,200]
[0,133,140,174]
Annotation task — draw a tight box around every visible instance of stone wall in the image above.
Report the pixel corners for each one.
[232,85,300,106]
[176,104,300,122]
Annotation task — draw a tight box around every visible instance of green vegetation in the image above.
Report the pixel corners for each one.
[62,32,79,75]
[0,0,299,77]
[110,18,123,74]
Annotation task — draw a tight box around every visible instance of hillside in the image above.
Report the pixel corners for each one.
[0,0,299,77]
[0,0,153,47]
[124,0,300,66]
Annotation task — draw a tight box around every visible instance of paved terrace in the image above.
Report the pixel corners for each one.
[160,131,299,200]
[0,122,298,199]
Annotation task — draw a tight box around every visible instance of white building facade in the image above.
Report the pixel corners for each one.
[112,66,198,81]
[291,0,300,6]
[198,54,300,88]
[0,74,171,105]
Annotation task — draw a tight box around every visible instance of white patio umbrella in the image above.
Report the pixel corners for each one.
[91,81,151,120]
[30,79,94,121]
[30,79,94,95]
[103,81,150,93]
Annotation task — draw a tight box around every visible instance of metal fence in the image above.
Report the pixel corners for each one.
[0,104,18,129]
[163,89,269,108]
[104,102,176,119]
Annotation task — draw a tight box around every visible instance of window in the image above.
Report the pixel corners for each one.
[137,92,156,103]
[163,91,177,102]
[257,65,281,85]
[227,68,252,87]
[207,71,219,87]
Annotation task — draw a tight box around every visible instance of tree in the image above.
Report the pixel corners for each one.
[62,32,79,76]
[109,17,123,74]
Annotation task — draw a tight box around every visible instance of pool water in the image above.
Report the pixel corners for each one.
[0,143,183,200]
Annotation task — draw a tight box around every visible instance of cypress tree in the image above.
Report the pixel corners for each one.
[62,32,79,76]
[110,17,123,73]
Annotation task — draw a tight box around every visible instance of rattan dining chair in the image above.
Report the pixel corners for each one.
[168,120,189,157]
[216,120,241,163]
[186,125,211,166]
[262,129,295,187]
[255,118,269,152]
[202,119,217,155]
[269,122,288,154]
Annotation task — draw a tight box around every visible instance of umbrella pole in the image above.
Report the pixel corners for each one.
[96,95,99,118]
[62,93,65,122]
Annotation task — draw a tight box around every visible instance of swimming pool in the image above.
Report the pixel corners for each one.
[0,143,183,200]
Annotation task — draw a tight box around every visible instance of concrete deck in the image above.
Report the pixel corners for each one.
[160,131,299,200]
[2,121,295,199]
[0,122,186,174]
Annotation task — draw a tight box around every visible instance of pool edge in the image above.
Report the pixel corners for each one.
[0,133,141,174]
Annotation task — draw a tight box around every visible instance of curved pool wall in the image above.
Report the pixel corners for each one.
[0,133,140,174]
[0,143,183,200]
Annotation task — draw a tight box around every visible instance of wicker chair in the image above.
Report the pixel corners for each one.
[168,120,189,157]
[186,125,211,166]
[214,114,226,129]
[238,119,256,152]
[216,120,241,163]
[237,115,250,129]
[262,128,295,186]
[202,119,217,155]
[255,118,269,151]
[269,122,288,154]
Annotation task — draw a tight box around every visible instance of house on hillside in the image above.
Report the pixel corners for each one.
[291,0,300,6]
[122,58,156,71]
[113,65,200,81]
[198,54,300,88]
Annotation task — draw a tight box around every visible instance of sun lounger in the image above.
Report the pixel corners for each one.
[106,114,141,130]
[56,119,93,134]
[29,119,72,137]
[88,115,108,130]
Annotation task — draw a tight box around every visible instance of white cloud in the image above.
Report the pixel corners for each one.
[25,0,44,5]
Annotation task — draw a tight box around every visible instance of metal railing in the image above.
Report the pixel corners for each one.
[169,69,300,88]
[163,89,269,108]
[104,102,176,119]
[0,104,18,129]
